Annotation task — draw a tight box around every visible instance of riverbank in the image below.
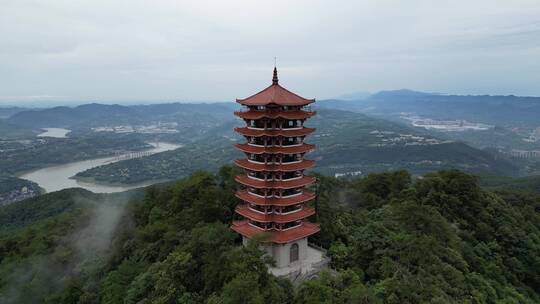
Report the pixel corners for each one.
[70,175,170,188]
[18,142,181,193]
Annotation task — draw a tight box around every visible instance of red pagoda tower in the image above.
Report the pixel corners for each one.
[231,67,320,270]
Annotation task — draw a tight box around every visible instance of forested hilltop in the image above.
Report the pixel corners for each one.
[0,168,539,303]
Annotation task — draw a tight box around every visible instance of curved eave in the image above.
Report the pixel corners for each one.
[235,127,315,137]
[235,205,315,223]
[234,110,316,120]
[235,159,315,172]
[235,175,316,189]
[236,84,315,106]
[235,143,315,155]
[235,190,316,206]
[231,221,320,244]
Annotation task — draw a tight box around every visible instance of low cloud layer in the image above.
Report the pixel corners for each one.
[0,197,130,303]
[1,0,540,105]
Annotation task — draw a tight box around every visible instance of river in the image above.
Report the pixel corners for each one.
[37,128,71,138]
[18,142,181,193]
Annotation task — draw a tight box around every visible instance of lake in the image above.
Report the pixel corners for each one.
[37,128,71,138]
[19,142,181,193]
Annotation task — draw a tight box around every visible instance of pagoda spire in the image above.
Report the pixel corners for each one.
[272,66,279,85]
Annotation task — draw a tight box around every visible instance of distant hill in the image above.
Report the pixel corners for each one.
[7,102,238,129]
[309,109,517,176]
[0,187,141,235]
[0,106,28,119]
[318,90,540,127]
[334,91,371,101]
[480,175,540,194]
[0,119,35,139]
[74,108,518,185]
[0,188,97,234]
[370,89,436,99]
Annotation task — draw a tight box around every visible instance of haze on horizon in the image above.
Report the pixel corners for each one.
[1,0,540,106]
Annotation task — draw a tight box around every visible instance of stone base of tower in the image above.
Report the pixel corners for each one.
[243,237,330,282]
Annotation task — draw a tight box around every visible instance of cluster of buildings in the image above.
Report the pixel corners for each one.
[401,114,493,131]
[369,130,444,147]
[505,149,540,159]
[92,122,179,134]
[523,127,540,143]
[0,184,40,206]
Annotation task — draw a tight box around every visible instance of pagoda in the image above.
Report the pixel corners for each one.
[231,67,321,270]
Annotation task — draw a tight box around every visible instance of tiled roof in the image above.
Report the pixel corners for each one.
[231,220,320,243]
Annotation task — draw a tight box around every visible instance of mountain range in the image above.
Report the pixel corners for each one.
[319,89,540,126]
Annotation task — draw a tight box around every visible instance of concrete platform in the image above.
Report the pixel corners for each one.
[268,245,330,282]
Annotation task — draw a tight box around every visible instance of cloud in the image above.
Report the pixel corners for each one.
[1,0,540,105]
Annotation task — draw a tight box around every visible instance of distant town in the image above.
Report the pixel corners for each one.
[92,122,180,134]
[368,130,448,147]
[400,113,494,131]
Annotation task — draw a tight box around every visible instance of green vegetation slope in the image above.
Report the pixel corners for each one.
[0,168,538,303]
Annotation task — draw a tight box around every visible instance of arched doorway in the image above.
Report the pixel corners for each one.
[290,243,299,263]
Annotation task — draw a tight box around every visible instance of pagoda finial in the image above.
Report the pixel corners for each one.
[272,61,279,85]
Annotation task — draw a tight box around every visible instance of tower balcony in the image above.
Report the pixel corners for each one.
[235,159,315,172]
[235,127,315,137]
[235,205,316,223]
[235,110,316,120]
[235,175,316,189]
[235,143,315,155]
[235,190,316,206]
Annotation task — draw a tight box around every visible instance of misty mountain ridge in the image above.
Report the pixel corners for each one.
[318,89,540,126]
[7,102,239,129]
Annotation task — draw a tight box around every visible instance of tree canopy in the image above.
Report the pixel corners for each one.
[0,167,538,303]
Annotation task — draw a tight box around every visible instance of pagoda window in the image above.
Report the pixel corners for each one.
[249,120,265,129]
[248,188,266,197]
[281,154,295,163]
[248,137,265,146]
[282,171,302,180]
[248,171,268,180]
[290,243,299,263]
[277,205,302,214]
[248,154,266,163]
[282,188,302,197]
[281,221,302,230]
[250,204,268,214]
[249,220,268,230]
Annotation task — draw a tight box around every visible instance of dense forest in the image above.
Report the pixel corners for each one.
[0,167,539,303]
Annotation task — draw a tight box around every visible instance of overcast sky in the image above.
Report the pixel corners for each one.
[1,0,540,105]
